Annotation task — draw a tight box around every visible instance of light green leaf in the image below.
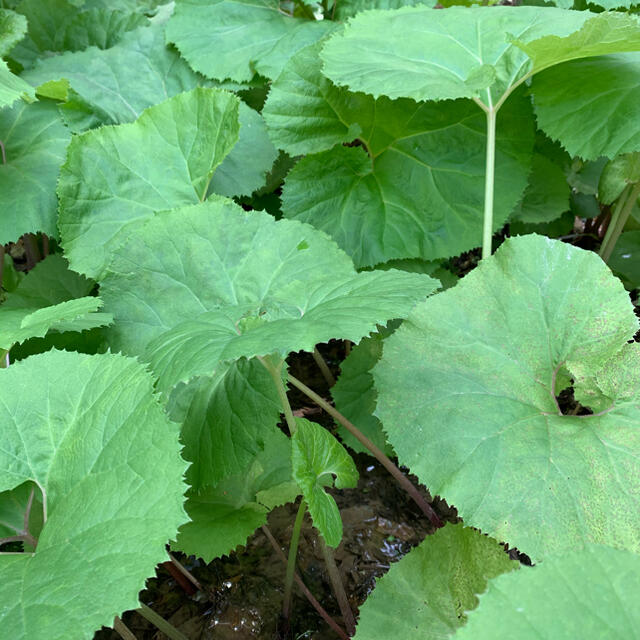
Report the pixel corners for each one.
[354,524,517,640]
[291,418,358,547]
[0,8,27,57]
[100,199,439,391]
[332,333,393,456]
[599,152,640,205]
[165,0,334,82]
[609,231,640,290]
[281,92,534,266]
[374,234,640,561]
[0,350,188,639]
[0,59,34,108]
[0,254,112,350]
[511,153,570,224]
[334,0,436,20]
[457,545,640,639]
[57,88,240,278]
[532,54,640,161]
[0,100,70,244]
[167,359,283,491]
[208,102,278,197]
[174,427,298,561]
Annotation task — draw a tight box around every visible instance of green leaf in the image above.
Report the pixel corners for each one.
[609,231,640,291]
[599,152,640,205]
[167,359,283,491]
[174,427,298,561]
[57,87,240,278]
[511,153,570,224]
[0,8,27,57]
[457,545,640,639]
[0,482,44,551]
[0,59,35,108]
[0,350,188,639]
[281,92,534,266]
[208,102,278,198]
[354,524,517,639]
[291,418,358,547]
[321,7,640,108]
[0,100,71,244]
[334,0,436,20]
[165,0,335,82]
[100,199,439,391]
[0,254,112,350]
[23,24,208,130]
[532,54,640,161]
[374,234,640,561]
[332,333,393,456]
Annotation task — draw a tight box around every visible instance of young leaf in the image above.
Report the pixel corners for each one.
[23,25,209,128]
[457,545,640,639]
[165,0,335,82]
[0,350,188,639]
[174,427,298,561]
[57,87,240,278]
[353,524,517,639]
[332,333,393,456]
[0,254,112,350]
[291,418,358,547]
[0,60,34,108]
[99,200,439,392]
[374,234,640,561]
[599,152,640,205]
[532,53,640,160]
[0,100,71,244]
[280,92,534,266]
[167,359,283,491]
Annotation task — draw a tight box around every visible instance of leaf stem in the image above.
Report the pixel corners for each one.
[261,525,349,640]
[283,499,307,622]
[0,244,5,291]
[318,535,356,636]
[168,552,202,592]
[599,182,640,262]
[481,108,497,260]
[113,617,138,640]
[259,356,298,435]
[136,604,188,640]
[313,347,335,387]
[0,139,6,165]
[287,373,442,528]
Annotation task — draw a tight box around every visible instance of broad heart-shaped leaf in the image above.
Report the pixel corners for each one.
[456,545,640,639]
[0,254,112,351]
[0,350,188,639]
[0,8,27,57]
[281,92,533,266]
[165,0,335,82]
[332,333,393,456]
[291,418,358,548]
[320,7,640,107]
[57,87,240,278]
[374,234,640,561]
[23,25,208,129]
[511,153,570,224]
[354,524,517,640]
[166,358,283,491]
[173,426,299,561]
[100,199,439,391]
[0,100,70,244]
[609,231,640,291]
[532,54,640,161]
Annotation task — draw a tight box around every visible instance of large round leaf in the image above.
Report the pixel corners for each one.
[57,87,240,278]
[374,234,640,561]
[354,524,517,640]
[0,100,70,244]
[532,53,640,160]
[99,199,438,392]
[457,545,640,639]
[0,350,188,639]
